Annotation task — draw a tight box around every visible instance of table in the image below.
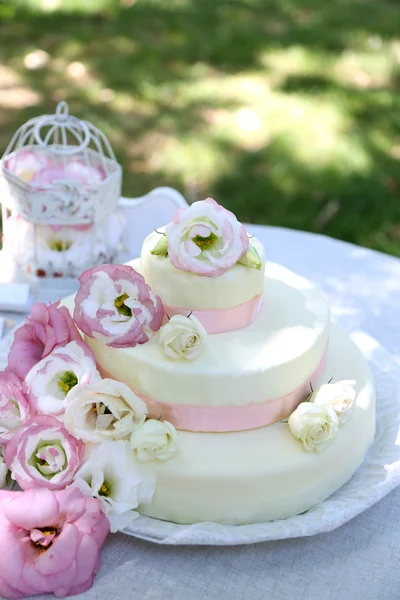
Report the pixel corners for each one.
[1,226,399,600]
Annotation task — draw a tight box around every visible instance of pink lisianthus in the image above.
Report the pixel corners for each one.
[7,301,82,380]
[4,416,84,491]
[73,264,164,348]
[4,150,46,183]
[0,487,109,598]
[166,198,249,277]
[5,150,105,186]
[0,371,33,446]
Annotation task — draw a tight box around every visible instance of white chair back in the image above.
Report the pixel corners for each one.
[118,187,188,261]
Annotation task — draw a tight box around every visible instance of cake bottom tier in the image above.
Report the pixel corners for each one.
[138,323,375,525]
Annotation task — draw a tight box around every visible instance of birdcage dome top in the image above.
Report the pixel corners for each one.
[3,101,117,163]
[0,101,122,224]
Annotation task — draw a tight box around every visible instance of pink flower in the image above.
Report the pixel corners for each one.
[4,416,84,491]
[0,487,109,598]
[73,264,164,348]
[5,150,105,187]
[7,301,82,380]
[166,198,249,277]
[4,150,46,183]
[0,372,33,446]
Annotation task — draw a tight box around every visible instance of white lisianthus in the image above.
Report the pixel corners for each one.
[288,402,339,452]
[72,440,155,532]
[310,380,357,423]
[159,314,207,360]
[64,378,148,442]
[130,419,179,462]
[25,340,101,417]
[3,216,108,275]
[35,225,107,273]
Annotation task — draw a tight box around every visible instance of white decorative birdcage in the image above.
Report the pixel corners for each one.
[0,101,124,286]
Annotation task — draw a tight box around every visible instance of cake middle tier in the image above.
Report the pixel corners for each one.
[81,261,330,410]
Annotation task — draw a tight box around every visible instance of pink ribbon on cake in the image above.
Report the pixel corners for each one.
[163,294,263,334]
[99,347,327,432]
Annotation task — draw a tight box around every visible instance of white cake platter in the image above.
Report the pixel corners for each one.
[122,331,400,545]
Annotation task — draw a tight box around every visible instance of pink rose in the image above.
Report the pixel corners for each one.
[0,487,109,598]
[73,264,164,348]
[0,371,33,446]
[166,198,249,277]
[4,416,84,490]
[7,301,82,380]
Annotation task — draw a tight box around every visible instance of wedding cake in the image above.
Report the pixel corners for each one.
[62,198,375,526]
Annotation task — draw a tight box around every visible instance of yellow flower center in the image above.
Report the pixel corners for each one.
[49,239,72,252]
[98,481,112,497]
[114,293,132,317]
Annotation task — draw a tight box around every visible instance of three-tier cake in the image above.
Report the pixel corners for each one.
[66,198,375,525]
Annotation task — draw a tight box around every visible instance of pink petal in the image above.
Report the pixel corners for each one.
[5,489,59,530]
[55,487,87,524]
[58,535,99,596]
[30,528,56,546]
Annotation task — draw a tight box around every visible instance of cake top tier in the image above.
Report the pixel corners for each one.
[140,198,265,331]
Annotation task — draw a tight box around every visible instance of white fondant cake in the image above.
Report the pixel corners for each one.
[138,325,375,524]
[83,260,330,408]
[65,197,376,527]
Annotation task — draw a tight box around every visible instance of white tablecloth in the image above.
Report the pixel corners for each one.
[1,226,400,600]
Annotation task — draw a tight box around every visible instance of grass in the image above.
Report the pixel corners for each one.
[1,0,400,256]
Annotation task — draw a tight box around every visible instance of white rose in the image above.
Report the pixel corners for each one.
[25,340,101,417]
[311,380,356,423]
[64,378,148,442]
[72,440,155,532]
[288,402,339,452]
[159,314,207,360]
[130,419,179,462]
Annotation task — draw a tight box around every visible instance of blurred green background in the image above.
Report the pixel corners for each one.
[1,0,400,255]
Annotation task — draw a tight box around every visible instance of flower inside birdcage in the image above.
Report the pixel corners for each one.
[5,150,106,186]
[0,101,124,280]
[3,212,125,278]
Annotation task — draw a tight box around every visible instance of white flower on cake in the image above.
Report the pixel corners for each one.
[310,380,356,423]
[159,314,207,360]
[288,402,339,452]
[25,340,101,417]
[64,378,148,442]
[130,419,178,462]
[72,440,155,532]
[157,198,249,277]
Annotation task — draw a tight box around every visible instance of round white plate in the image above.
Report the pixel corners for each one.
[123,331,400,545]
